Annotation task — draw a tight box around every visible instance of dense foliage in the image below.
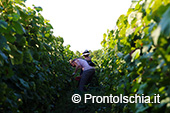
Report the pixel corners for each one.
[0,0,170,113]
[99,0,170,112]
[0,0,75,112]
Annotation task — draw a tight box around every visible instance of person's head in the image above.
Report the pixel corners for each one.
[69,59,77,67]
[83,55,89,58]
[82,50,90,57]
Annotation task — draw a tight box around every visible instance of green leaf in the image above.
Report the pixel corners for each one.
[160,97,170,104]
[156,59,165,69]
[136,104,149,113]
[137,83,147,94]
[19,78,29,88]
[0,50,8,63]
[9,44,23,65]
[15,34,26,46]
[126,27,134,37]
[131,83,140,93]
[10,13,20,21]
[159,7,170,36]
[0,20,8,29]
[38,72,45,81]
[148,23,156,33]
[0,6,3,10]
[12,21,26,35]
[117,52,124,58]
[24,49,33,63]
[151,26,161,46]
[18,7,29,20]
[0,34,7,49]
[34,6,43,12]
[131,49,140,62]
[14,0,27,4]
[44,43,52,51]
[124,54,131,63]
[155,97,169,108]
[142,42,152,53]
[46,23,53,30]
[4,33,16,43]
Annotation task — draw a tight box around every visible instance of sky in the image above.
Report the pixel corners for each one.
[25,0,132,52]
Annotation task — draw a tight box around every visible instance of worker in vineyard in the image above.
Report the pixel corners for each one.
[82,50,95,67]
[70,58,95,91]
[79,50,95,76]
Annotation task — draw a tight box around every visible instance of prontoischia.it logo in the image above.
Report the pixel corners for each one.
[72,94,160,104]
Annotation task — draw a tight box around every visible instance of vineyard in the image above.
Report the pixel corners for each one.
[0,0,170,113]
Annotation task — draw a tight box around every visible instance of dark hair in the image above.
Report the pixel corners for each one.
[83,55,89,57]
[72,58,77,63]
[69,58,77,67]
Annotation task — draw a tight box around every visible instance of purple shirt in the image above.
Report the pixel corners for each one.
[75,58,95,71]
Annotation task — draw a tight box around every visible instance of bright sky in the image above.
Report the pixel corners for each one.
[25,0,132,52]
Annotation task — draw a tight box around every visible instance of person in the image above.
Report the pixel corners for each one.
[78,50,95,81]
[70,58,95,91]
[82,50,95,67]
[82,50,91,61]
